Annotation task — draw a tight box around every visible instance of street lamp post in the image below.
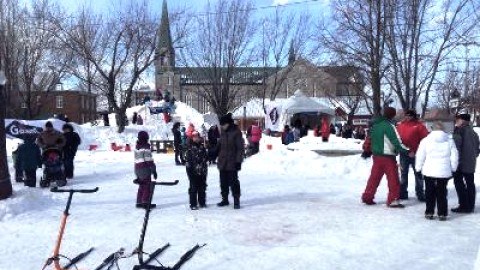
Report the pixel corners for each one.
[0,70,13,200]
[450,89,461,115]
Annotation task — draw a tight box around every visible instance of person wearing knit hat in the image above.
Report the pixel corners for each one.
[396,109,429,201]
[361,107,411,208]
[383,107,397,120]
[217,112,244,209]
[185,130,208,210]
[219,113,234,126]
[451,111,480,213]
[134,131,158,209]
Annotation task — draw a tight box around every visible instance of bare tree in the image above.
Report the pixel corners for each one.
[178,0,257,116]
[322,0,390,116]
[0,0,71,119]
[52,1,158,132]
[327,70,366,118]
[17,1,71,119]
[0,0,13,199]
[384,0,480,116]
[258,9,313,108]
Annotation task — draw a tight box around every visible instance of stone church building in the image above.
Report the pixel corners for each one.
[147,0,364,114]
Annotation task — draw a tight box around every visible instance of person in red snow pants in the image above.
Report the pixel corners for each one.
[362,155,400,205]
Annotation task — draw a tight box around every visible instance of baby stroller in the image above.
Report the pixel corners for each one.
[40,148,67,188]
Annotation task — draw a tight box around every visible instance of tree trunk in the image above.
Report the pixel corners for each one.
[117,109,128,133]
[0,85,13,200]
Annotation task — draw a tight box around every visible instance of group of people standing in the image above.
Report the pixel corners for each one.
[361,107,479,220]
[134,113,244,210]
[14,121,81,187]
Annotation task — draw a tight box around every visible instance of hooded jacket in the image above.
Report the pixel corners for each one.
[415,130,459,178]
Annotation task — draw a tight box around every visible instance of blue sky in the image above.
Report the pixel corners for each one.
[51,0,329,18]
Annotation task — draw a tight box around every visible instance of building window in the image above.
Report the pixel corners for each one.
[56,96,64,109]
[81,96,85,109]
[167,76,172,85]
[36,96,41,103]
[21,102,27,109]
[81,114,85,124]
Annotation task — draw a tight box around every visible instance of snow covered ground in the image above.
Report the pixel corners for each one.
[1,135,480,270]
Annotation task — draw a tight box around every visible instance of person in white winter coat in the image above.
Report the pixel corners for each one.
[415,121,459,221]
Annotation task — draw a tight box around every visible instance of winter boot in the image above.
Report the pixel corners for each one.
[438,215,447,221]
[190,205,199,210]
[362,198,376,205]
[425,213,434,220]
[233,197,240,209]
[451,206,469,213]
[198,190,206,208]
[388,200,405,208]
[217,199,229,207]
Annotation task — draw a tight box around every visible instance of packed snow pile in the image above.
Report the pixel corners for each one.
[78,101,206,151]
[287,134,363,152]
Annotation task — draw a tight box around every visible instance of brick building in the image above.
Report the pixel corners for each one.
[7,90,97,124]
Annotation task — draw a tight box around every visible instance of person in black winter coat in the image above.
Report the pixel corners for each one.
[62,124,81,179]
[172,122,185,165]
[216,113,244,209]
[207,125,220,164]
[16,136,42,187]
[451,113,480,213]
[185,131,208,210]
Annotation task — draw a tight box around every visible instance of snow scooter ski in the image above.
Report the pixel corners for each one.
[94,180,205,270]
[41,186,99,270]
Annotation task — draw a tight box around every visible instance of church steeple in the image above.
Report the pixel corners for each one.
[288,40,296,65]
[156,0,175,72]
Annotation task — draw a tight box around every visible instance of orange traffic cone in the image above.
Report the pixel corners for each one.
[124,144,131,152]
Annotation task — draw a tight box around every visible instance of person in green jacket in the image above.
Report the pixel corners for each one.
[361,107,411,208]
[16,136,42,187]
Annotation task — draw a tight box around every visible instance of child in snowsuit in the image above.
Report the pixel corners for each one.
[134,131,158,209]
[16,136,42,187]
[185,131,208,210]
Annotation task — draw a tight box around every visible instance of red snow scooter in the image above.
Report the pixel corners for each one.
[42,186,99,270]
[94,180,205,270]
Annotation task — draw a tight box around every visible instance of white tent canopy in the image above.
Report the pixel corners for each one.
[282,90,334,115]
[265,90,335,132]
[231,98,265,119]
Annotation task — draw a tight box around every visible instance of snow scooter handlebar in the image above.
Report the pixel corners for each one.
[42,187,99,270]
[51,187,99,193]
[153,180,179,186]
